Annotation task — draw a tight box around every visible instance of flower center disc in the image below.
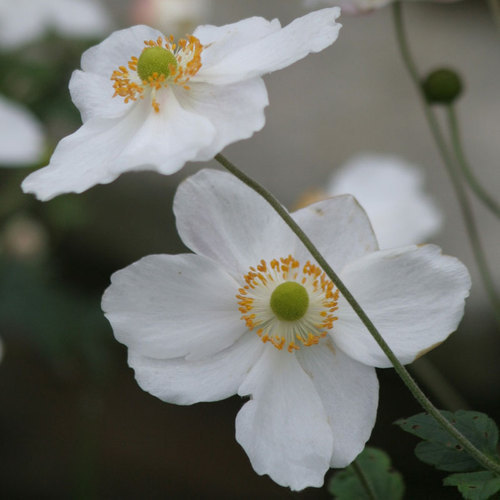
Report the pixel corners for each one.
[137,46,177,81]
[270,282,309,321]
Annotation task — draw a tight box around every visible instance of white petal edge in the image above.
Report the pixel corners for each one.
[128,333,264,405]
[333,245,471,368]
[296,339,379,468]
[102,253,246,361]
[193,8,341,85]
[292,194,379,271]
[175,169,300,276]
[236,347,333,491]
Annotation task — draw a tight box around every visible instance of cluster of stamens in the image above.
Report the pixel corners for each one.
[236,255,339,353]
[110,34,203,113]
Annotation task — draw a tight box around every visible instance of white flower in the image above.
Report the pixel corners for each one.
[0,95,44,166]
[0,0,112,49]
[131,0,212,36]
[303,0,459,15]
[102,168,470,490]
[328,154,442,248]
[21,9,342,201]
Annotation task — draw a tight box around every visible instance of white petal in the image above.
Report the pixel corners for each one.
[236,348,333,490]
[333,245,471,368]
[102,254,246,361]
[0,95,44,166]
[292,195,378,271]
[22,92,215,200]
[175,169,299,276]
[328,154,443,248]
[177,77,268,161]
[128,333,264,405]
[193,8,341,85]
[80,25,162,77]
[296,339,379,468]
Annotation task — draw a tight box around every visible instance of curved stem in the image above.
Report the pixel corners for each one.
[352,460,377,500]
[446,105,500,219]
[392,2,500,329]
[215,153,500,475]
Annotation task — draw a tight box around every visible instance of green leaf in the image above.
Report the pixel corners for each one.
[395,410,499,472]
[444,471,500,500]
[328,447,404,500]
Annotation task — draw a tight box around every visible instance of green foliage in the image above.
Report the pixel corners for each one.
[328,447,404,500]
[396,410,499,472]
[443,471,500,500]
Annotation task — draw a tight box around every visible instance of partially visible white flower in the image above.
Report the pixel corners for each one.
[102,168,470,490]
[131,0,212,36]
[328,154,442,248]
[22,9,342,201]
[0,95,44,166]
[1,214,49,260]
[304,0,460,15]
[0,0,112,49]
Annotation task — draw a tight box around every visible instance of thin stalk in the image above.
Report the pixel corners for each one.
[488,0,500,31]
[352,460,377,500]
[392,2,500,328]
[446,105,500,218]
[215,153,500,475]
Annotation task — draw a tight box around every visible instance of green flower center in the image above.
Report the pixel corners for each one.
[137,46,177,81]
[270,282,309,322]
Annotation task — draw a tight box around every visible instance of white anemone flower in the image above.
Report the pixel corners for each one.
[0,0,112,49]
[0,95,44,166]
[102,169,470,490]
[21,9,342,201]
[303,0,459,15]
[328,154,443,248]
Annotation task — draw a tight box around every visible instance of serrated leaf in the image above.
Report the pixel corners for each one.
[395,410,499,472]
[328,447,404,500]
[444,471,500,500]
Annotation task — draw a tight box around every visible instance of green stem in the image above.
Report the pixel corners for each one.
[488,0,500,31]
[352,460,377,500]
[446,105,500,218]
[214,153,500,475]
[392,2,500,328]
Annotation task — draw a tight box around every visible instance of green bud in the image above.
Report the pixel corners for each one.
[422,68,463,105]
[270,282,309,322]
[137,46,177,81]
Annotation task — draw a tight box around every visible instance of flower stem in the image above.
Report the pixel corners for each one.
[488,0,500,31]
[446,105,500,219]
[352,460,377,500]
[215,153,500,475]
[392,2,500,329]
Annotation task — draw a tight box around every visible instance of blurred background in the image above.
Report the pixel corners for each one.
[0,0,499,498]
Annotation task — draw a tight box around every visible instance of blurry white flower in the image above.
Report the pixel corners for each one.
[131,0,212,36]
[0,0,112,49]
[103,169,470,490]
[0,95,44,166]
[328,154,442,248]
[1,215,49,261]
[304,0,459,15]
[22,9,342,201]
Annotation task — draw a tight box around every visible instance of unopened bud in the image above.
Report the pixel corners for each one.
[422,68,463,105]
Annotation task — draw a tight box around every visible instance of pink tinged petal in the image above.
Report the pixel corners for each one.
[193,8,342,85]
[22,92,215,200]
[177,77,269,161]
[333,245,471,368]
[0,95,44,166]
[328,154,443,248]
[236,348,334,491]
[296,340,379,468]
[175,169,299,276]
[102,254,246,361]
[128,333,264,405]
[292,194,378,270]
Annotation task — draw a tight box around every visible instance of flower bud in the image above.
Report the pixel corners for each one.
[422,68,463,105]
